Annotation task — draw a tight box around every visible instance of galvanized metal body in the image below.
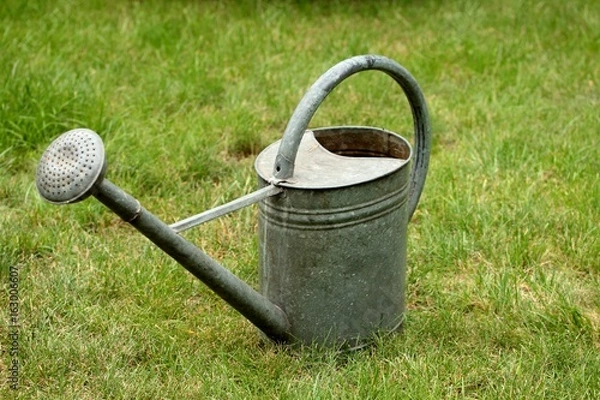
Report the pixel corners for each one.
[256,127,413,346]
[254,54,431,346]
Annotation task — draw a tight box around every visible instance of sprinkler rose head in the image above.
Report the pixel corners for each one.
[36,128,107,204]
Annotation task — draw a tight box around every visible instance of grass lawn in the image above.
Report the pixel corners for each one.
[1,0,599,398]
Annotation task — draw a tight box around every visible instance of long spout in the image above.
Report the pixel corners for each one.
[36,129,290,342]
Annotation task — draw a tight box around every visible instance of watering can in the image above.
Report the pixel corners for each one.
[36,55,431,347]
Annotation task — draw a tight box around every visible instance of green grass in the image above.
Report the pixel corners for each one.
[1,0,599,398]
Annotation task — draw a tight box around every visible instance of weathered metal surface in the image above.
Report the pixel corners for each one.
[256,128,409,189]
[36,128,107,204]
[93,179,291,342]
[257,127,412,347]
[256,54,430,346]
[35,54,431,348]
[36,130,291,342]
[170,184,283,233]
[273,54,430,220]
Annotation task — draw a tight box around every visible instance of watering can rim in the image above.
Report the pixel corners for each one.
[255,126,412,190]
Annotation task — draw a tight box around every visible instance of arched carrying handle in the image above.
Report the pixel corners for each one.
[273,55,431,220]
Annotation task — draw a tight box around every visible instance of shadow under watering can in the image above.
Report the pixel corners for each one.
[36,55,431,348]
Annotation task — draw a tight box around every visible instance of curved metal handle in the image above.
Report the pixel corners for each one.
[273,55,431,219]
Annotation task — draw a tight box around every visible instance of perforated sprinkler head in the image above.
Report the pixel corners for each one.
[36,128,107,204]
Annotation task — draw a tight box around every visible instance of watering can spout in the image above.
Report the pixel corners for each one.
[35,128,291,342]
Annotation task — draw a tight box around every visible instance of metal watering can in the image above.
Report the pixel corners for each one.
[36,55,431,347]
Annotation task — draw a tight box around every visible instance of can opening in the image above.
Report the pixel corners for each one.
[255,126,411,189]
[313,126,410,160]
